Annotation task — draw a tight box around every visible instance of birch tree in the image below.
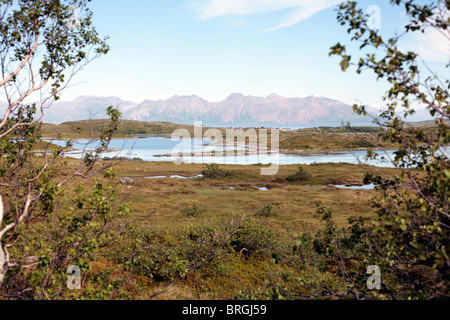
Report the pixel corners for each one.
[325,0,449,299]
[0,0,127,298]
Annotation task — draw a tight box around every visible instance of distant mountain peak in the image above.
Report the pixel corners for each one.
[227,93,245,99]
[168,94,205,101]
[267,93,284,99]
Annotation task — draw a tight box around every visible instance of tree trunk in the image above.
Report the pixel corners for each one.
[0,194,7,285]
[0,245,7,284]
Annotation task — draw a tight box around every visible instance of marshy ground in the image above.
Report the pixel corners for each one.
[111,161,396,231]
[79,159,401,299]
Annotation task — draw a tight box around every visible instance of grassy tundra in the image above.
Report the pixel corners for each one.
[70,158,399,300]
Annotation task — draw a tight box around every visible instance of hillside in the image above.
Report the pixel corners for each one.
[40,119,197,139]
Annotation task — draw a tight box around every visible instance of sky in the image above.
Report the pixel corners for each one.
[60,0,449,108]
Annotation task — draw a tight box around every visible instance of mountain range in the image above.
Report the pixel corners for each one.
[0,93,433,125]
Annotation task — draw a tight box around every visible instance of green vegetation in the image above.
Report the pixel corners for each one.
[41,119,197,139]
[0,0,130,300]
[278,128,396,151]
[324,0,449,299]
[285,166,312,183]
[201,163,235,179]
[180,203,206,218]
[255,204,278,218]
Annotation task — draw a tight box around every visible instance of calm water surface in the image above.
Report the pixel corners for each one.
[51,136,399,167]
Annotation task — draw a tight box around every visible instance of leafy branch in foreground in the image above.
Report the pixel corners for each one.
[0,1,132,299]
[326,0,449,299]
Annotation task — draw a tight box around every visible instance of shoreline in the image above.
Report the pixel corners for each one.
[152,147,390,158]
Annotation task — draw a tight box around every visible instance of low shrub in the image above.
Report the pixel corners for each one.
[230,219,281,257]
[111,222,237,282]
[110,229,189,282]
[285,166,312,182]
[201,163,233,179]
[344,140,376,148]
[180,203,205,217]
[255,204,278,217]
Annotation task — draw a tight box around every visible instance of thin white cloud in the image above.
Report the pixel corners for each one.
[399,6,450,63]
[191,0,342,30]
[267,0,343,31]
[408,28,450,63]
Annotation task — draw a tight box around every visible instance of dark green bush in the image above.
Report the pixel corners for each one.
[123,129,147,134]
[201,163,233,179]
[255,204,278,217]
[230,219,281,257]
[344,140,375,148]
[111,223,237,282]
[180,203,205,217]
[111,229,189,282]
[285,166,312,182]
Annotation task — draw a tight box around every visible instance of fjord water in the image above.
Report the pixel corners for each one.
[53,136,397,167]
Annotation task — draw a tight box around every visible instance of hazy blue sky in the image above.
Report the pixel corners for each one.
[60,0,448,108]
